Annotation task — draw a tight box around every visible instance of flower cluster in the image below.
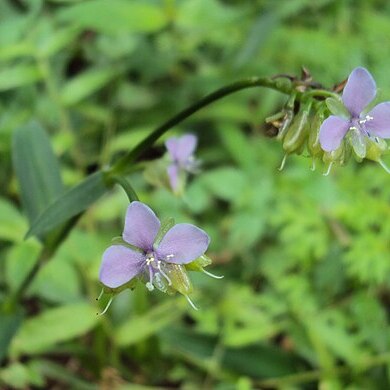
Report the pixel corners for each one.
[272,67,390,174]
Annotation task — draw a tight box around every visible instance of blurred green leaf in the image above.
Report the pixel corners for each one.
[12,121,64,225]
[0,361,44,389]
[0,198,27,242]
[0,64,42,91]
[0,309,24,363]
[115,299,187,347]
[10,303,98,356]
[60,68,118,106]
[57,0,168,34]
[26,171,109,239]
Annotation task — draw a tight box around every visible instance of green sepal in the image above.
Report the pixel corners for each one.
[103,277,138,295]
[323,141,350,165]
[165,264,193,296]
[154,217,175,248]
[365,138,388,162]
[346,127,367,159]
[185,254,212,272]
[110,237,144,253]
[325,97,350,119]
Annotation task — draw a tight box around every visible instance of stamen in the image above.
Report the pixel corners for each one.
[323,162,333,176]
[202,269,224,279]
[378,159,390,174]
[166,254,174,260]
[147,265,154,289]
[97,296,113,316]
[310,159,316,171]
[278,154,287,171]
[157,261,172,285]
[185,295,199,311]
[96,288,104,301]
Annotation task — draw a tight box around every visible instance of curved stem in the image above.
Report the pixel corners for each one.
[112,176,139,202]
[110,77,294,175]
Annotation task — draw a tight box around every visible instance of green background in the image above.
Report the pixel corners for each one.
[1,0,390,388]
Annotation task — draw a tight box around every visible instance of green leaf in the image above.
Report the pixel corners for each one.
[58,0,168,34]
[115,299,187,347]
[26,171,109,239]
[0,309,24,363]
[0,64,42,91]
[0,198,28,242]
[60,68,118,106]
[12,121,64,225]
[10,303,98,356]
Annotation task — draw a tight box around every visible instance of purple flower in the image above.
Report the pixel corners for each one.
[165,134,199,192]
[99,201,210,292]
[319,67,390,154]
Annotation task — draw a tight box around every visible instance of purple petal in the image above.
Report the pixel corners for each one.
[123,201,160,251]
[167,164,179,191]
[157,223,210,264]
[366,102,390,138]
[319,115,350,152]
[342,67,376,117]
[165,137,179,161]
[175,134,197,163]
[99,245,145,288]
[165,135,197,163]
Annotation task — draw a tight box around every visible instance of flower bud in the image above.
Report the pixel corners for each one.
[282,102,311,155]
[165,263,193,296]
[307,107,326,158]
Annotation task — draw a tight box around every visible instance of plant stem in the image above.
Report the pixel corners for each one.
[112,176,139,202]
[110,77,295,175]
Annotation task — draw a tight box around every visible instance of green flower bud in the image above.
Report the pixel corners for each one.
[282,102,311,155]
[165,263,193,296]
[307,107,326,158]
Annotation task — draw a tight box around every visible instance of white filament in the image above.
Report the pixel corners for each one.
[185,295,199,311]
[202,269,224,279]
[323,162,333,176]
[157,261,172,286]
[97,296,113,316]
[96,288,104,301]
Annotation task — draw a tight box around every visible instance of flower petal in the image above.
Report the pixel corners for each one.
[176,134,197,163]
[165,135,197,163]
[123,201,160,251]
[157,223,210,264]
[319,115,350,152]
[342,67,376,117]
[366,102,390,138]
[167,164,179,191]
[99,245,145,288]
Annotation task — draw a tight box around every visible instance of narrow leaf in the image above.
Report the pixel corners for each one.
[26,171,109,238]
[12,121,64,224]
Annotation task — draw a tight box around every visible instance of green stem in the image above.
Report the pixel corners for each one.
[112,176,139,202]
[110,77,294,175]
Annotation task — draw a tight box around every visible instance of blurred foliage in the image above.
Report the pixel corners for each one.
[1,0,390,388]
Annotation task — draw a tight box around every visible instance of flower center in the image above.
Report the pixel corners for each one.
[144,252,173,291]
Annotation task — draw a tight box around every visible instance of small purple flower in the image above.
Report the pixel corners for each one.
[319,67,390,154]
[165,134,199,192]
[99,201,210,292]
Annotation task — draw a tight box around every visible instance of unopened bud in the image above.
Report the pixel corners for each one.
[365,137,388,162]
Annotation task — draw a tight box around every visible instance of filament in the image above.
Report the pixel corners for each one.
[97,296,113,316]
[378,159,390,174]
[96,288,104,301]
[202,269,224,279]
[310,159,316,171]
[185,295,199,311]
[158,261,172,285]
[323,162,333,176]
[278,154,287,171]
